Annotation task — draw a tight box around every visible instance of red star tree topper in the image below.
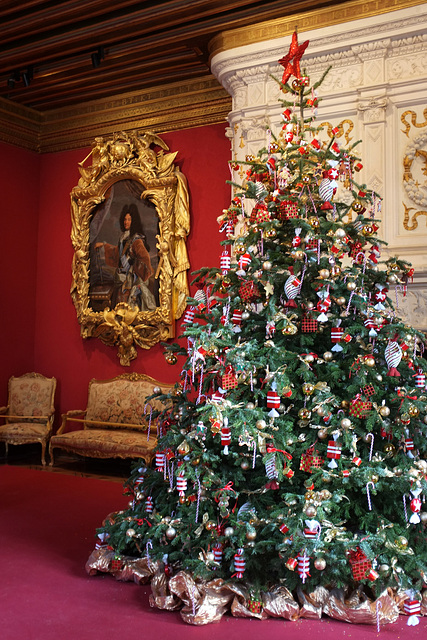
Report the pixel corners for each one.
[278,29,309,84]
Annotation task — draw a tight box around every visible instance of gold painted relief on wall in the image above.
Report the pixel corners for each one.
[70,130,190,366]
[401,109,427,231]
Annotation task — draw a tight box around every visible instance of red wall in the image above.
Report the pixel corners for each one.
[21,123,230,425]
[0,141,40,395]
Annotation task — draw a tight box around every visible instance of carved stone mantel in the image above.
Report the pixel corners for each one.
[210,2,427,331]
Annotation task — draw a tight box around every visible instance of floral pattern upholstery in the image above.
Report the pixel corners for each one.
[85,378,169,430]
[50,429,158,460]
[0,373,56,466]
[49,373,174,465]
[8,376,55,422]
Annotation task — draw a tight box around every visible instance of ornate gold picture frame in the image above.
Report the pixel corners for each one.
[70,130,190,366]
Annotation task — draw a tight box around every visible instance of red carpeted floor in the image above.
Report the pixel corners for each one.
[1,463,426,640]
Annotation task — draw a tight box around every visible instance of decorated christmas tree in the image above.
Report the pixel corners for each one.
[88,32,427,626]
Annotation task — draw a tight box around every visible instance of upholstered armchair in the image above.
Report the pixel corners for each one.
[0,372,57,466]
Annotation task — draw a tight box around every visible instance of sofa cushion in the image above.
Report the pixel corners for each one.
[50,429,157,459]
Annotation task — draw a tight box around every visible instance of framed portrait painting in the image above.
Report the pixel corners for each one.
[70,130,190,366]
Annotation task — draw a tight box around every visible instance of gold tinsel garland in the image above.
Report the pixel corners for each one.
[85,546,426,626]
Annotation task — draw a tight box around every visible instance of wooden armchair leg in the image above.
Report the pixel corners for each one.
[41,443,47,466]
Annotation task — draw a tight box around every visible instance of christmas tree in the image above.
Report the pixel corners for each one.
[88,31,427,626]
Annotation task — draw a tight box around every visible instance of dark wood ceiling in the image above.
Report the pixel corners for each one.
[0,0,354,113]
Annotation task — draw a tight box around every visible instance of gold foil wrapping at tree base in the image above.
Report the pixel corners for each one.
[85,547,158,584]
[86,547,416,626]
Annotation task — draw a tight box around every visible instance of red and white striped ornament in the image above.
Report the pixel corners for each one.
[404,598,421,625]
[231,310,243,326]
[327,439,341,468]
[145,496,154,513]
[176,472,187,497]
[414,368,426,388]
[155,452,166,472]
[234,549,246,578]
[385,341,402,377]
[284,274,301,306]
[297,551,310,583]
[220,251,231,274]
[183,307,195,323]
[213,543,223,565]
[267,383,280,417]
[221,418,231,455]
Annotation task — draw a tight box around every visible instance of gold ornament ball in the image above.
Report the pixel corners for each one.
[126,528,136,538]
[298,408,311,420]
[323,351,333,362]
[379,406,390,417]
[379,564,390,576]
[246,530,257,541]
[304,505,317,518]
[395,536,408,549]
[370,473,379,483]
[224,527,234,537]
[364,356,375,367]
[256,419,267,430]
[346,280,357,291]
[165,352,177,365]
[319,268,330,279]
[352,200,364,213]
[308,216,320,229]
[394,468,403,477]
[266,228,277,238]
[241,459,250,470]
[341,400,350,410]
[262,260,272,271]
[314,558,326,571]
[408,405,419,417]
[424,414,427,424]
[306,301,314,310]
[191,457,201,466]
[305,354,315,363]
[320,489,331,500]
[420,512,427,525]
[302,382,315,395]
[318,428,328,440]
[166,527,177,540]
[293,250,304,260]
[341,417,352,429]
[336,296,346,306]
[205,520,216,531]
[246,402,255,410]
[383,443,395,457]
[316,406,325,417]
[362,225,374,236]
[302,174,311,184]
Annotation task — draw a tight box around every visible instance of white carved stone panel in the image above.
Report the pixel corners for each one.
[211,4,427,331]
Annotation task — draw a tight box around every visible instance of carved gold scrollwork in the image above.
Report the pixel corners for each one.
[402,203,427,232]
[70,130,190,366]
[401,108,427,138]
[319,120,354,145]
